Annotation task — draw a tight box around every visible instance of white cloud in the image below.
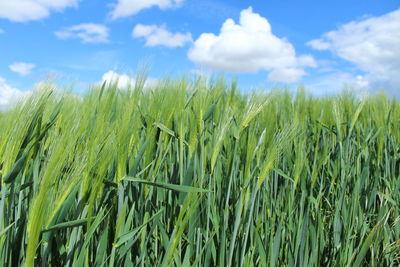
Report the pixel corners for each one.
[268,68,306,83]
[102,71,134,88]
[101,71,157,89]
[133,24,192,48]
[305,72,370,96]
[110,0,185,19]
[191,69,212,77]
[188,7,315,83]
[55,23,109,43]
[307,9,400,90]
[0,0,79,22]
[0,77,28,110]
[0,28,4,34]
[9,62,35,76]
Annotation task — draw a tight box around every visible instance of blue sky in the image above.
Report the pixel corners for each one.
[0,0,399,107]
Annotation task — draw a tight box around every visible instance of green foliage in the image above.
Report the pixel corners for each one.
[0,76,399,266]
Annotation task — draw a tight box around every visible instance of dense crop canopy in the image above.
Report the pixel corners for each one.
[0,76,399,266]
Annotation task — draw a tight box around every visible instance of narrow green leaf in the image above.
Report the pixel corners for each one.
[124,177,210,193]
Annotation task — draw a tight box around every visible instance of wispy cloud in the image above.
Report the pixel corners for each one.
[9,62,35,76]
[133,24,192,48]
[0,0,79,22]
[55,23,110,43]
[307,9,400,90]
[110,0,185,19]
[305,72,370,96]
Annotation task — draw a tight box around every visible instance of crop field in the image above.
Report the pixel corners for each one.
[0,76,399,266]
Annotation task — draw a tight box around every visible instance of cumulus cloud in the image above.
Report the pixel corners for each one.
[55,23,109,43]
[102,71,134,88]
[0,0,79,22]
[0,77,29,110]
[101,71,157,89]
[110,0,185,19]
[188,7,315,83]
[133,24,192,48]
[307,9,400,90]
[9,62,35,76]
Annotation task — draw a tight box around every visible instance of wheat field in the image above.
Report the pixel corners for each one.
[0,75,399,266]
